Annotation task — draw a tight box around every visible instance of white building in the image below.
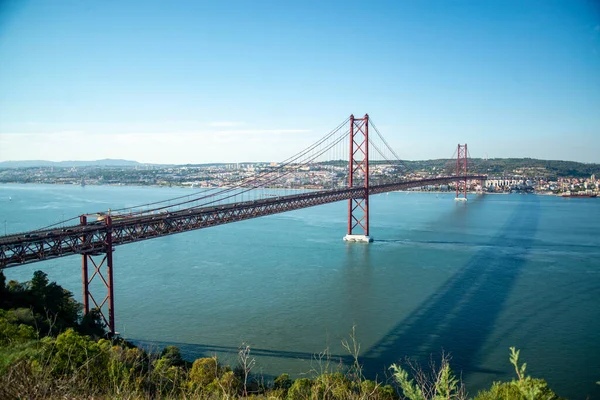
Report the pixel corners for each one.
[484,177,523,189]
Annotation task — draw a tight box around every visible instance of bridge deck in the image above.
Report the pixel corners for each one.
[0,175,485,268]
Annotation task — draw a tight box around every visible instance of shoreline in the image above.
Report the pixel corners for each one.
[0,182,597,198]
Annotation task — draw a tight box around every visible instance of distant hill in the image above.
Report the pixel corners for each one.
[402,158,600,179]
[1,158,598,179]
[0,159,142,168]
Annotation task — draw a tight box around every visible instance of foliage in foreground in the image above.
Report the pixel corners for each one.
[0,269,104,343]
[390,352,466,400]
[0,328,568,399]
[390,348,564,400]
[0,271,573,399]
[472,348,562,400]
[0,327,398,399]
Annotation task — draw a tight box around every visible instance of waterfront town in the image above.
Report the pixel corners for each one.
[0,160,598,196]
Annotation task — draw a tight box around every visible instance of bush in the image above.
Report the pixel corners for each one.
[390,352,465,400]
[0,311,36,346]
[188,356,223,391]
[312,372,353,399]
[474,347,561,400]
[274,373,293,392]
[361,380,398,400]
[212,369,241,397]
[287,377,313,400]
[474,379,561,400]
[49,328,102,375]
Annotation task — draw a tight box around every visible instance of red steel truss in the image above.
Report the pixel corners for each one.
[79,215,115,333]
[347,114,370,236]
[456,144,468,199]
[0,176,486,268]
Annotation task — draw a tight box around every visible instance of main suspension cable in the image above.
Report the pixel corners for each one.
[107,117,350,215]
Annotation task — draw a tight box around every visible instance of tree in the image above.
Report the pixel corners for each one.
[237,343,255,396]
[2,271,83,337]
[79,308,106,338]
[0,271,7,308]
[0,270,5,294]
[23,271,80,334]
[160,345,185,367]
[30,270,49,295]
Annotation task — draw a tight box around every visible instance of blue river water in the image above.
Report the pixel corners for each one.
[1,184,599,398]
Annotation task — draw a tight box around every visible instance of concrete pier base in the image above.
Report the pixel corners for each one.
[454,197,468,202]
[343,234,373,243]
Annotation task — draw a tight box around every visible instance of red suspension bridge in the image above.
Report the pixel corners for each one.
[0,115,485,334]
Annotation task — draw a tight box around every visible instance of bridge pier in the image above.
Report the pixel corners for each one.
[80,215,90,314]
[343,234,373,242]
[344,114,373,242]
[80,215,116,335]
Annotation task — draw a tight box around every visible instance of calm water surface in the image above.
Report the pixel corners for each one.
[1,184,599,398]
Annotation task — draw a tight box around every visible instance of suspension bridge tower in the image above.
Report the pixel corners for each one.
[344,114,373,242]
[455,143,468,201]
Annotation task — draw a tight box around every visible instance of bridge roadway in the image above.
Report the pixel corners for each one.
[0,175,486,268]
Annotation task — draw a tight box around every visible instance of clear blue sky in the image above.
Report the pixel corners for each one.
[1,0,599,163]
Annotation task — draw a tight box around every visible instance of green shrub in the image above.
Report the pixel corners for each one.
[361,380,398,400]
[474,347,561,400]
[312,372,352,399]
[212,369,241,397]
[50,328,102,375]
[152,350,187,395]
[390,354,464,400]
[287,377,313,400]
[474,379,560,400]
[275,373,293,390]
[188,356,223,391]
[0,314,36,346]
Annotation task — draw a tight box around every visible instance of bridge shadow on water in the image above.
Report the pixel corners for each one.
[360,195,541,379]
[131,196,540,383]
[130,340,344,365]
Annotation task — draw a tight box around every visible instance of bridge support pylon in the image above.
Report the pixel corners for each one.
[80,215,116,335]
[455,143,468,202]
[344,114,373,243]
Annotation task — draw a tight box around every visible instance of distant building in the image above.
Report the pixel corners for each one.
[484,177,522,189]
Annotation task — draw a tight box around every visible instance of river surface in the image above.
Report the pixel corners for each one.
[1,184,599,398]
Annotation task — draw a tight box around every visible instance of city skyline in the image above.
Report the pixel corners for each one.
[1,1,599,164]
